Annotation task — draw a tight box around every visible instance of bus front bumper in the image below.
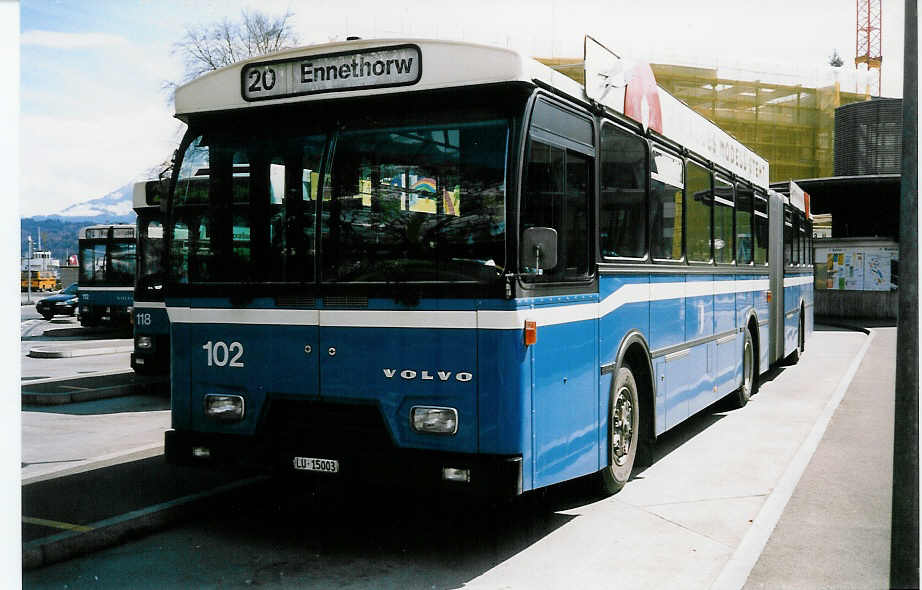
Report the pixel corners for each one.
[165,429,522,497]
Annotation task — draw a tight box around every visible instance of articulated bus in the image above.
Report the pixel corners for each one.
[163,37,813,496]
[131,180,170,374]
[77,224,136,327]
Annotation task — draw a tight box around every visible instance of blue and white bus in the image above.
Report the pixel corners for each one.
[163,37,812,496]
[77,224,136,327]
[131,180,170,374]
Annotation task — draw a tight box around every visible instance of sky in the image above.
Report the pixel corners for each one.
[18,0,907,217]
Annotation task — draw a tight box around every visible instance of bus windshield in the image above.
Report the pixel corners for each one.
[79,239,136,285]
[169,112,508,287]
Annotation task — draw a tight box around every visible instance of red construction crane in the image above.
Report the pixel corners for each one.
[855,0,882,96]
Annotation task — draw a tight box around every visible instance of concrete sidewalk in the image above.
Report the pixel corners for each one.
[743,326,895,589]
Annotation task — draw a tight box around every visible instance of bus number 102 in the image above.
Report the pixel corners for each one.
[203,341,245,368]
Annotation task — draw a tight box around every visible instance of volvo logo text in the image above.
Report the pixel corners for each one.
[382,369,473,382]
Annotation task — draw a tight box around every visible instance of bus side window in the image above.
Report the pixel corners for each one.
[713,176,734,264]
[736,184,754,264]
[806,220,813,264]
[600,123,647,259]
[784,206,793,266]
[520,141,591,281]
[754,193,768,264]
[798,214,808,265]
[650,147,684,261]
[519,100,593,283]
[685,161,712,262]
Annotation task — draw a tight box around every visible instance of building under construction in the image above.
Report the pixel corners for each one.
[538,58,868,183]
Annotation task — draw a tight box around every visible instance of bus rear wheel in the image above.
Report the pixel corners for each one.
[599,366,640,495]
[730,329,755,408]
[787,311,804,364]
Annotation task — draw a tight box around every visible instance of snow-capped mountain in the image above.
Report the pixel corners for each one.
[31,182,137,224]
[56,183,136,219]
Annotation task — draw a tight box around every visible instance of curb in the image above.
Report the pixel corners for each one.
[815,318,872,335]
[21,374,168,406]
[22,443,166,486]
[23,475,268,570]
[23,383,138,405]
[21,369,134,386]
[43,327,130,338]
[27,345,133,359]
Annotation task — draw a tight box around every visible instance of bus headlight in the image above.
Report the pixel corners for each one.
[135,336,153,350]
[411,406,458,435]
[204,394,245,422]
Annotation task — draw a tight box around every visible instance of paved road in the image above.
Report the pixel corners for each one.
[22,324,890,589]
[20,308,133,381]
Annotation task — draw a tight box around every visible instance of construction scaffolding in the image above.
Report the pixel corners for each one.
[537,58,867,183]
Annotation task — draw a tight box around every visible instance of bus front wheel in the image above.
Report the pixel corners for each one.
[599,366,640,495]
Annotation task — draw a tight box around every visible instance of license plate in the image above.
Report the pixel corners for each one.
[292,456,339,473]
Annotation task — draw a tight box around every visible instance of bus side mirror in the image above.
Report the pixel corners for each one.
[521,227,558,272]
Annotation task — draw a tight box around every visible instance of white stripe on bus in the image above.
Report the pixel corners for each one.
[167,277,778,329]
[783,275,814,287]
[133,301,166,309]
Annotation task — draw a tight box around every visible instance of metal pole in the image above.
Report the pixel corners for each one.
[890,0,918,587]
[27,236,32,303]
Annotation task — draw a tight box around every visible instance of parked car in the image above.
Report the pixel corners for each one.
[35,283,78,320]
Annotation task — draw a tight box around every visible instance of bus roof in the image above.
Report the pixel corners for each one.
[174,36,768,189]
[133,181,149,209]
[174,38,573,118]
[133,180,164,209]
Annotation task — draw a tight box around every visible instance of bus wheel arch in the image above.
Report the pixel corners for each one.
[609,334,655,475]
[729,326,756,408]
[786,302,805,365]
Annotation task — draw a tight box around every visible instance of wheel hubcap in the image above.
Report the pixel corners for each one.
[612,386,634,466]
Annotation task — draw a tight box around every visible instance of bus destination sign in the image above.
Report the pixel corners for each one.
[241,45,421,101]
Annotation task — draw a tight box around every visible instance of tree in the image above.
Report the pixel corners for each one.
[167,9,299,90]
[829,49,844,68]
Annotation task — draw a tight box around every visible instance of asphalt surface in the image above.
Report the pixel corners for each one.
[19,321,899,588]
[22,456,251,544]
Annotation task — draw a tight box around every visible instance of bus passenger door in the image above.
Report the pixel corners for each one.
[651,275,686,431]
[519,97,598,488]
[530,305,599,487]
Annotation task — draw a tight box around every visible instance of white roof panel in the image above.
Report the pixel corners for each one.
[175,38,555,117]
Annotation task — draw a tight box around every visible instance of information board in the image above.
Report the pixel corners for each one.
[814,245,898,291]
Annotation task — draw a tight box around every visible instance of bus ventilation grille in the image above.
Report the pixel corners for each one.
[275,296,316,307]
[323,296,369,308]
[268,400,393,453]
